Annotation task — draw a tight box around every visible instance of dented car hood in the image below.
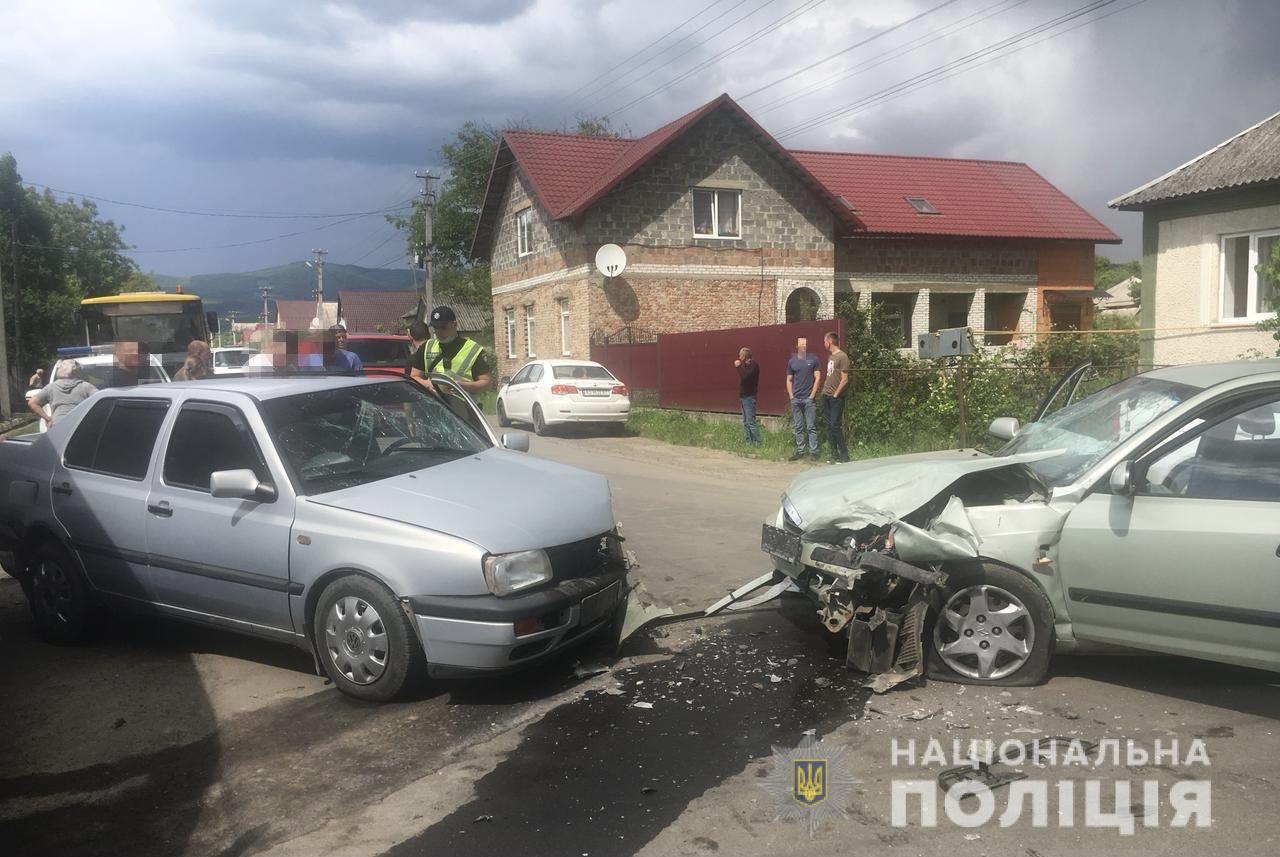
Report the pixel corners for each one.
[785,448,1062,532]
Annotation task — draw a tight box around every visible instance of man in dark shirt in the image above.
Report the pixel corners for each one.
[404,320,431,381]
[734,347,761,446]
[786,337,822,461]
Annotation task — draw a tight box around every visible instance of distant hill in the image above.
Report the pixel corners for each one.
[148,263,419,320]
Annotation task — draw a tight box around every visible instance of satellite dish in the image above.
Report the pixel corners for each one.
[595,244,627,278]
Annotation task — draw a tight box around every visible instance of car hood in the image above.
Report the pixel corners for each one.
[306,449,615,554]
[785,447,1061,531]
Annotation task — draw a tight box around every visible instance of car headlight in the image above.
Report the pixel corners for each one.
[483,549,553,596]
[781,494,803,528]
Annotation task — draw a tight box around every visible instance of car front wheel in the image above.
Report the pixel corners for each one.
[926,563,1053,686]
[496,399,511,428]
[313,575,425,702]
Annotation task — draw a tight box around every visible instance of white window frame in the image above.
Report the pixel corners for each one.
[691,188,741,239]
[516,208,534,257]
[524,304,536,358]
[505,307,516,359]
[1219,230,1280,323]
[558,298,571,356]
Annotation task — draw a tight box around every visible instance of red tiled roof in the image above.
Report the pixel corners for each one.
[337,290,490,333]
[275,299,337,330]
[791,150,1119,242]
[475,94,1118,251]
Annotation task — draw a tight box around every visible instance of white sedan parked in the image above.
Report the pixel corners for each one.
[497,360,630,435]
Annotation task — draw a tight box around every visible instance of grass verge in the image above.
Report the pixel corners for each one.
[626,406,956,463]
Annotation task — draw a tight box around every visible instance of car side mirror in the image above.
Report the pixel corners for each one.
[988,417,1021,442]
[500,375,512,385]
[210,469,277,502]
[502,432,530,453]
[1109,461,1136,497]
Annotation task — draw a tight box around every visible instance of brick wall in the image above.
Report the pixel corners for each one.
[836,237,1037,281]
[581,110,836,252]
[490,170,581,276]
[1035,241,1094,288]
[491,278,593,380]
[588,276,778,338]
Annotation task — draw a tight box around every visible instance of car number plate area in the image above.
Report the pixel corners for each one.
[580,388,610,397]
[761,523,801,564]
[580,581,621,624]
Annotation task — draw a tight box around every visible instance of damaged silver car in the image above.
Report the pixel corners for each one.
[763,359,1280,688]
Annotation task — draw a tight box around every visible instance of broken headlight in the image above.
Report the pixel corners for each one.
[483,549,552,596]
[781,494,803,528]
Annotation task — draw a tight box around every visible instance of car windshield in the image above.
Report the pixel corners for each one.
[216,350,253,368]
[261,380,491,494]
[347,338,408,367]
[552,364,614,380]
[995,375,1198,487]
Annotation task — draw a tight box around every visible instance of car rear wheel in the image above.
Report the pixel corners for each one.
[926,563,1053,686]
[532,404,548,436]
[313,575,425,702]
[496,399,511,428]
[27,541,93,646]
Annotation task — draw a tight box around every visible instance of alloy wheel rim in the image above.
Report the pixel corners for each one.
[324,596,389,685]
[933,584,1035,680]
[35,560,74,625]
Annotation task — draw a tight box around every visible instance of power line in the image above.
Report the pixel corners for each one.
[812,0,1152,128]
[557,0,728,108]
[775,0,1128,140]
[587,0,780,113]
[752,0,1032,115]
[25,182,415,220]
[737,0,963,102]
[604,0,827,119]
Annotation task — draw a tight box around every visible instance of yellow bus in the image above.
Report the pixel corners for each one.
[79,291,211,375]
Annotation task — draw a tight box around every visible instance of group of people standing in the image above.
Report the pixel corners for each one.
[734,332,851,463]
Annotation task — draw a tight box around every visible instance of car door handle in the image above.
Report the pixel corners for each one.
[52,482,72,496]
[147,502,173,518]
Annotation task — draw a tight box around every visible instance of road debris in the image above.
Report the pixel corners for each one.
[901,707,942,722]
[632,701,653,709]
[572,661,611,679]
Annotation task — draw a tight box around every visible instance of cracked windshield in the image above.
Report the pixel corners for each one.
[1,2,1277,857]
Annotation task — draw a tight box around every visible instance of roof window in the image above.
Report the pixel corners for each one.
[906,196,940,215]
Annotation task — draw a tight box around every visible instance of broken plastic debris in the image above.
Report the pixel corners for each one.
[768,674,783,684]
[632,701,653,709]
[901,707,942,721]
[572,661,611,679]
[1014,704,1043,716]
[473,815,493,824]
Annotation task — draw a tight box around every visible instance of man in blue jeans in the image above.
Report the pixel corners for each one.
[735,347,761,445]
[821,331,850,462]
[786,336,822,461]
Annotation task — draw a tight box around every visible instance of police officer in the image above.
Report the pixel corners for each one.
[410,305,492,394]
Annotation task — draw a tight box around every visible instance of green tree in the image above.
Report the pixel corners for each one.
[1256,249,1280,355]
[387,115,622,309]
[1,152,140,389]
[118,270,158,293]
[1094,254,1143,303]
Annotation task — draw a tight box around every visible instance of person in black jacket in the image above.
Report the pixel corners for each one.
[735,347,761,446]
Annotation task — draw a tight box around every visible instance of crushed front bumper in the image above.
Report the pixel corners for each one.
[408,569,626,677]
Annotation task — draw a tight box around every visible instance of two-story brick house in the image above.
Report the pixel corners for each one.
[472,94,1119,379]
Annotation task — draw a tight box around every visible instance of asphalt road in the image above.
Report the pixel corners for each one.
[1,428,1277,857]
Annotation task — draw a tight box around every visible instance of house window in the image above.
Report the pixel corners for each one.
[1221,231,1279,321]
[524,304,536,357]
[558,298,571,356]
[505,308,516,359]
[516,209,534,257]
[870,293,914,348]
[692,189,741,238]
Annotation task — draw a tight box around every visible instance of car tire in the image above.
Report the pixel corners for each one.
[313,575,425,702]
[532,404,548,436]
[497,399,511,428]
[925,563,1053,687]
[26,540,94,646]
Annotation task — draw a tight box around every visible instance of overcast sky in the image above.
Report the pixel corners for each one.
[4,0,1278,276]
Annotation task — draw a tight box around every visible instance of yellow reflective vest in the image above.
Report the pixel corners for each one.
[424,336,484,381]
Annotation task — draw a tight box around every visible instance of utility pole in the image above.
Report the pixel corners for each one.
[227,310,237,347]
[414,171,437,322]
[259,284,272,326]
[310,248,327,327]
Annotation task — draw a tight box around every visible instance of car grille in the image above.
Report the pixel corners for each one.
[546,533,614,581]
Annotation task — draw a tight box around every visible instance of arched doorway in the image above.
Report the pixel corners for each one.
[785,287,820,323]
